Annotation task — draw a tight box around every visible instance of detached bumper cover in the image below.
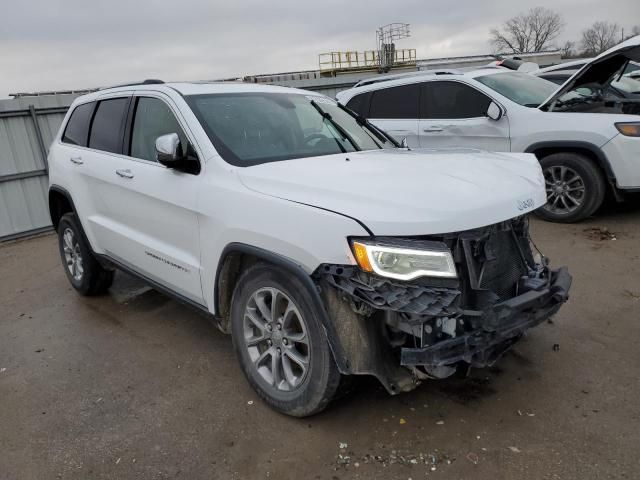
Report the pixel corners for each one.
[400,267,572,368]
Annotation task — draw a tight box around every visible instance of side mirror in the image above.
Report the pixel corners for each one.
[155,133,184,165]
[155,133,200,174]
[486,102,503,121]
[400,137,409,148]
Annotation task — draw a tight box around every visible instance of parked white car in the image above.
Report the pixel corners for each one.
[48,81,570,416]
[337,36,640,223]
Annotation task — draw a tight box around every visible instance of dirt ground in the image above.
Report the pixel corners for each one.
[1,200,639,480]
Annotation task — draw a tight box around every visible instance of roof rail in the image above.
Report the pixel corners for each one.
[99,79,165,90]
[353,69,461,88]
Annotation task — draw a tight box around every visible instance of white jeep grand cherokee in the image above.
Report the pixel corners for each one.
[48,81,571,416]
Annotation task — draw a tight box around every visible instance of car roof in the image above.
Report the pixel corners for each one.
[336,68,506,102]
[537,71,572,78]
[352,69,464,87]
[537,59,591,74]
[73,81,324,104]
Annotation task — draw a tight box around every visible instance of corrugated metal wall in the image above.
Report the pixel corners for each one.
[0,94,78,240]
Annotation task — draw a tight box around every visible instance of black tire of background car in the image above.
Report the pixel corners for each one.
[230,263,341,417]
[57,213,114,295]
[536,152,606,223]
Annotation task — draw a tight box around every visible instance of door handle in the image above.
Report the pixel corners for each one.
[423,126,444,132]
[69,156,83,165]
[115,169,134,179]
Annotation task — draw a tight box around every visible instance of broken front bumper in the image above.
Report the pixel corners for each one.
[315,218,572,393]
[400,267,572,368]
[316,262,571,393]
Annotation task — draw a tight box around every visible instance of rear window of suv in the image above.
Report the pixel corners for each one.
[368,84,419,118]
[62,102,95,147]
[88,98,130,154]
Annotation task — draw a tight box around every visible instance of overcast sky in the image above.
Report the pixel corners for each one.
[1,0,638,98]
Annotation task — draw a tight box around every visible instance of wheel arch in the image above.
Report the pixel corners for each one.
[214,242,349,373]
[524,141,615,182]
[48,185,77,231]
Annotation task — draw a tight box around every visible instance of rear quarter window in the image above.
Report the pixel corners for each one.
[62,102,95,147]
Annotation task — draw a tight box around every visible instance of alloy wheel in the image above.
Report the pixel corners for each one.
[243,287,310,392]
[543,165,586,215]
[62,228,84,282]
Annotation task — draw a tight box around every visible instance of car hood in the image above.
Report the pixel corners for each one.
[540,35,640,109]
[237,148,546,236]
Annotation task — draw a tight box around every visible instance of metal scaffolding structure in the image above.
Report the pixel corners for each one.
[318,23,414,74]
[376,23,411,71]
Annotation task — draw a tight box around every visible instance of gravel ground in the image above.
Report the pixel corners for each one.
[1,200,639,480]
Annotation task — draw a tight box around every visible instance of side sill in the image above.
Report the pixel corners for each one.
[96,253,217,320]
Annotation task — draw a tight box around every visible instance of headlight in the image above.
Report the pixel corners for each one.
[351,239,457,280]
[615,122,640,137]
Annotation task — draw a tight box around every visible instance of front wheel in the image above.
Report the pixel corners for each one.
[536,152,606,223]
[230,263,341,417]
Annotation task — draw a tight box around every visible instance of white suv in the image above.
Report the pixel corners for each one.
[337,36,640,223]
[48,81,571,416]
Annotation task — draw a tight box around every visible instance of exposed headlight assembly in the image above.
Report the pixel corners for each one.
[351,239,457,281]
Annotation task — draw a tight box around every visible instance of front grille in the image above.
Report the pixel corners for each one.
[478,228,526,300]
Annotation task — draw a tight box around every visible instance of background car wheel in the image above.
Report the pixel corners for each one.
[230,263,341,417]
[535,152,606,223]
[57,213,114,296]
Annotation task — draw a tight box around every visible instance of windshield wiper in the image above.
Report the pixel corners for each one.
[337,103,400,147]
[309,100,360,152]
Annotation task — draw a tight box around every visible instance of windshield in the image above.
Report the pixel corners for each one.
[475,72,558,107]
[612,76,640,94]
[186,92,395,166]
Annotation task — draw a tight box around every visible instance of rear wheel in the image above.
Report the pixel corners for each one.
[57,213,114,295]
[536,152,606,223]
[230,263,341,417]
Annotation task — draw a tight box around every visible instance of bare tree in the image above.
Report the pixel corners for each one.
[581,21,620,55]
[560,41,575,58]
[490,7,564,53]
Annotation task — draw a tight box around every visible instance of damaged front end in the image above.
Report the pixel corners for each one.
[314,216,572,394]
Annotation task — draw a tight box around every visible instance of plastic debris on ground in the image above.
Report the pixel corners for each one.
[584,227,617,241]
[332,446,454,472]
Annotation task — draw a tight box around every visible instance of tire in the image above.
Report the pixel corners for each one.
[57,213,114,296]
[535,152,606,223]
[230,263,341,417]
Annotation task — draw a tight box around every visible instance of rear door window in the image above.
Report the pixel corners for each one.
[62,102,95,147]
[88,97,130,154]
[421,81,491,119]
[369,84,419,118]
